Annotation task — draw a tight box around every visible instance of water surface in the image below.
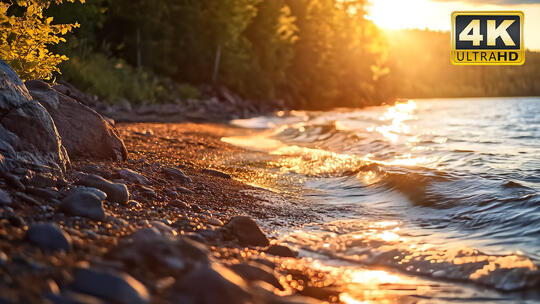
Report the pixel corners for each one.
[222,97,540,303]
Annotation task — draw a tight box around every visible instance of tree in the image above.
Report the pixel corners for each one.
[0,0,83,80]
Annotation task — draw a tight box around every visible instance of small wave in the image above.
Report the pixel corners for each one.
[282,220,540,292]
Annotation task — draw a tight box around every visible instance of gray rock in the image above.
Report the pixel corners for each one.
[27,223,71,252]
[107,228,208,275]
[170,263,251,304]
[26,80,127,161]
[71,267,149,304]
[25,186,61,200]
[265,244,298,258]
[171,199,190,209]
[26,172,58,188]
[75,173,129,204]
[162,167,191,184]
[225,216,269,247]
[1,171,24,190]
[0,59,69,173]
[65,186,107,201]
[202,168,232,179]
[45,291,105,304]
[0,189,11,205]
[230,262,283,290]
[117,168,149,185]
[176,186,194,194]
[60,191,105,221]
[139,186,157,199]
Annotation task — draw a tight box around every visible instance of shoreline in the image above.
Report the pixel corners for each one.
[0,121,334,303]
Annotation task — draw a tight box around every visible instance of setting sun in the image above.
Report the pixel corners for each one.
[367,0,540,50]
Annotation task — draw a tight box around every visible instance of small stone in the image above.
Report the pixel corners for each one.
[128,200,142,209]
[139,186,157,199]
[7,214,25,227]
[162,167,191,184]
[225,216,269,247]
[202,169,232,179]
[25,186,61,200]
[164,189,178,198]
[150,221,175,235]
[176,186,194,194]
[207,218,224,226]
[155,276,175,291]
[60,191,105,221]
[170,199,190,209]
[75,173,129,204]
[190,205,202,213]
[117,169,149,185]
[65,186,107,201]
[27,172,57,188]
[71,267,149,304]
[169,263,251,304]
[0,189,12,205]
[27,223,71,252]
[14,192,40,205]
[1,172,25,190]
[265,244,297,257]
[0,251,7,266]
[230,263,283,290]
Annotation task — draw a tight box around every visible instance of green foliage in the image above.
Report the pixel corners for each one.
[0,0,83,81]
[60,53,198,104]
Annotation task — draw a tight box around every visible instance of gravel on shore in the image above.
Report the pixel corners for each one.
[0,122,337,303]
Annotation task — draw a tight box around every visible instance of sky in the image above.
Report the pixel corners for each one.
[367,0,540,50]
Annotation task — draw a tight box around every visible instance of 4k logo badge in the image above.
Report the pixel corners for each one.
[451,11,524,65]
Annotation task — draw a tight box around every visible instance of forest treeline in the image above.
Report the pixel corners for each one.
[383,29,540,99]
[44,0,388,109]
[2,0,539,109]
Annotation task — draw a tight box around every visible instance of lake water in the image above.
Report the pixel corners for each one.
[222,97,540,303]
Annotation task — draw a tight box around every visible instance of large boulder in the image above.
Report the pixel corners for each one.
[0,59,69,173]
[26,80,127,161]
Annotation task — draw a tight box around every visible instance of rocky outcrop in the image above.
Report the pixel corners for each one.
[26,80,127,161]
[0,59,69,173]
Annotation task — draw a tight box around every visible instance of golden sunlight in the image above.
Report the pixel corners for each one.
[367,0,540,50]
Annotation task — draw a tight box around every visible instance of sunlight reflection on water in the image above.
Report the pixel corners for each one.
[222,97,540,301]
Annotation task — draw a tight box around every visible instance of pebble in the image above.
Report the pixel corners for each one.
[170,199,190,209]
[225,216,269,247]
[169,263,251,304]
[71,267,149,304]
[139,186,157,199]
[25,186,61,200]
[14,192,40,205]
[162,167,192,184]
[150,220,175,235]
[117,168,149,185]
[176,186,194,194]
[27,223,72,252]
[65,186,107,201]
[0,189,12,205]
[1,171,25,190]
[60,191,106,221]
[27,172,58,188]
[0,251,7,267]
[76,173,129,204]
[265,244,298,257]
[207,218,224,226]
[230,262,283,290]
[164,189,178,198]
[128,200,142,209]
